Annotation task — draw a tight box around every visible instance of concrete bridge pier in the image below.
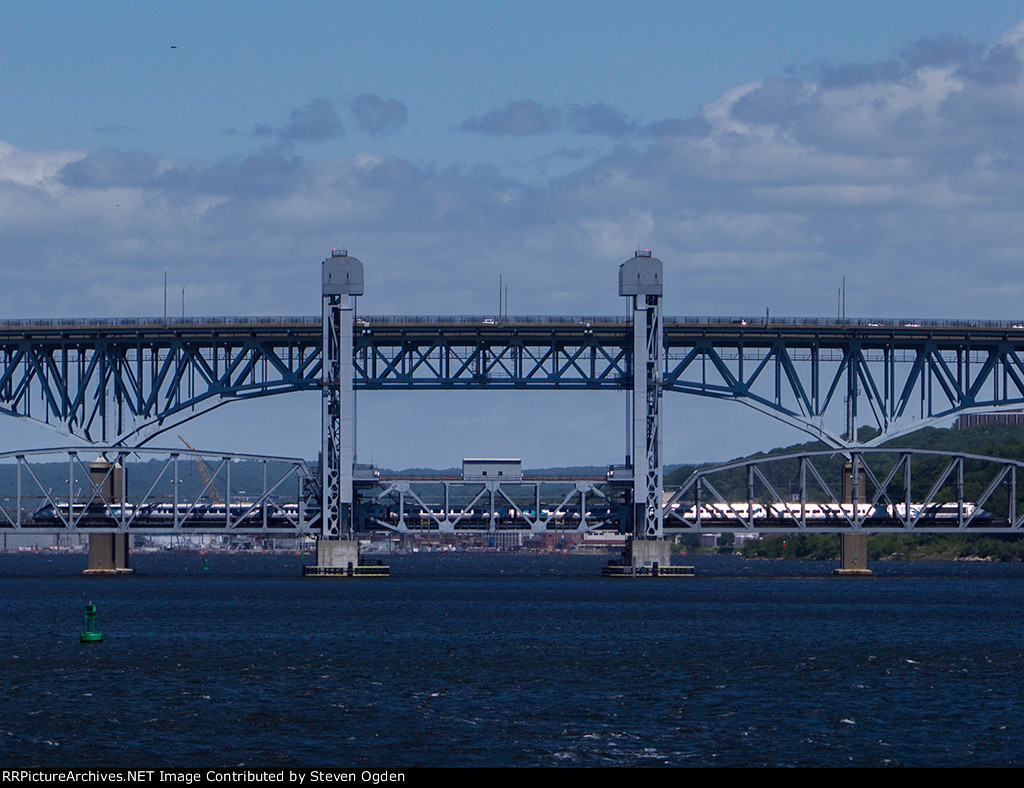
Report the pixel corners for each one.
[303,539,388,577]
[603,537,693,577]
[835,460,873,576]
[836,532,871,576]
[84,457,133,576]
[86,533,132,575]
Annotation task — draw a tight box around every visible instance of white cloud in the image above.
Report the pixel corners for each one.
[4,23,1024,330]
[6,22,1024,468]
[0,141,84,188]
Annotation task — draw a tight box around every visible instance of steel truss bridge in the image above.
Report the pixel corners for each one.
[0,446,319,536]
[0,446,622,537]
[4,447,1024,538]
[4,250,1024,540]
[4,314,1024,448]
[666,448,1024,534]
[357,450,1024,536]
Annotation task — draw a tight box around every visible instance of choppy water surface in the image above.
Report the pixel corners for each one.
[1,551,1022,767]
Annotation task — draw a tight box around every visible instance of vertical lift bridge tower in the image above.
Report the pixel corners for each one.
[618,250,671,571]
[307,248,387,575]
[309,247,672,576]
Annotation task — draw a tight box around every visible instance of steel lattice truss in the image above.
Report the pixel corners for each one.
[5,315,1024,447]
[665,448,1024,533]
[359,475,619,534]
[353,316,631,389]
[0,317,323,443]
[6,446,1022,535]
[665,318,1024,445]
[0,447,319,534]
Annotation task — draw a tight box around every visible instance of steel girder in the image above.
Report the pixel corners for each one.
[4,316,1024,446]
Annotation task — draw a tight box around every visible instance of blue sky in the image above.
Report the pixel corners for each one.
[4,2,1024,468]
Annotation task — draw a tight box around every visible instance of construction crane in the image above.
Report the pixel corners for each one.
[178,435,223,504]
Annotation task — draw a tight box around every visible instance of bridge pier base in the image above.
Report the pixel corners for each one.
[602,537,693,577]
[83,457,133,575]
[834,532,873,576]
[84,533,133,575]
[303,539,389,577]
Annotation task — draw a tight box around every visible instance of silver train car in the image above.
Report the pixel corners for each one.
[670,501,993,523]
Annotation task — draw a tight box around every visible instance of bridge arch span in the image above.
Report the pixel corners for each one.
[0,445,320,535]
[665,448,1024,535]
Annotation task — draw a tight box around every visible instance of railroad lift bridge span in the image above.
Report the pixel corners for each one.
[4,250,1024,573]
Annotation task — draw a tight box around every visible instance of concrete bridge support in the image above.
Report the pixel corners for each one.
[628,538,671,571]
[836,460,873,576]
[303,538,388,577]
[86,533,132,575]
[603,534,693,576]
[837,532,871,575]
[84,457,133,575]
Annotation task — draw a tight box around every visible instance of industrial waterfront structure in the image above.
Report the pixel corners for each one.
[4,250,1024,573]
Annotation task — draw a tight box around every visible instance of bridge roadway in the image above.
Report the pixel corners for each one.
[3,313,1024,446]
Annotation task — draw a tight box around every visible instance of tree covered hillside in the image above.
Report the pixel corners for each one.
[666,422,1024,512]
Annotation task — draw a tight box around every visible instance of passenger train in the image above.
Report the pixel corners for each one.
[29,500,306,525]
[669,501,993,522]
[27,498,991,528]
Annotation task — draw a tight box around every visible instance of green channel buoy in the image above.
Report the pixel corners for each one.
[201,556,210,572]
[80,602,103,643]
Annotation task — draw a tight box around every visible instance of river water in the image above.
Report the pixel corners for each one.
[1,551,1022,768]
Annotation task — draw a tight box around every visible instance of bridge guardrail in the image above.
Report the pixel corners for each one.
[2,314,1023,330]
